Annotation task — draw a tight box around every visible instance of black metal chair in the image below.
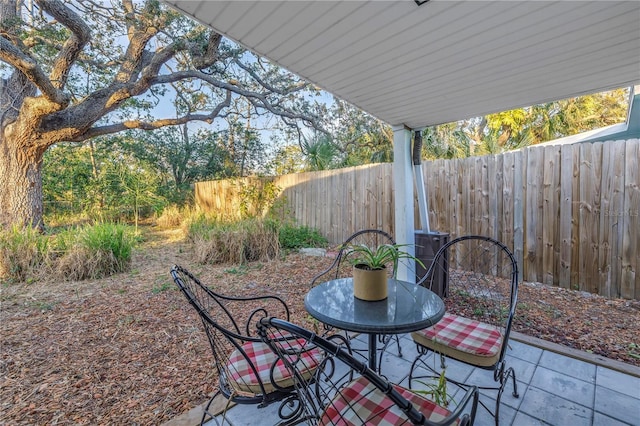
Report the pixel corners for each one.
[258,317,479,425]
[409,236,519,426]
[171,265,310,425]
[310,229,403,366]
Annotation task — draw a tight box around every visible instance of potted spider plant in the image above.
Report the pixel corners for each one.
[347,243,424,301]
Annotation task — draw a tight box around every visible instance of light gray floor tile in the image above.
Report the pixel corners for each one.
[596,366,640,399]
[529,366,595,408]
[473,401,516,426]
[538,351,596,383]
[518,387,593,426]
[512,411,552,425]
[593,412,636,426]
[504,355,537,384]
[508,340,544,364]
[594,386,640,425]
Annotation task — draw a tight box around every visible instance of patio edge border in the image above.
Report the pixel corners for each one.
[510,331,640,378]
[162,394,233,426]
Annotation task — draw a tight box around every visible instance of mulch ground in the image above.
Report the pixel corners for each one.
[1,227,639,425]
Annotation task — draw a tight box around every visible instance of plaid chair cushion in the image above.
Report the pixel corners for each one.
[320,376,456,425]
[412,313,503,362]
[227,339,322,394]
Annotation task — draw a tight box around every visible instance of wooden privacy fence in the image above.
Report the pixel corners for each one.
[195,138,639,300]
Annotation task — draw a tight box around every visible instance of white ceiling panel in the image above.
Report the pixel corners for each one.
[163,0,640,128]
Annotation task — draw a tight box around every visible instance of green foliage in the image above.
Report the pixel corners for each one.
[413,369,451,407]
[53,223,139,281]
[301,135,340,171]
[80,223,137,264]
[347,243,425,272]
[236,179,282,219]
[0,225,50,283]
[278,225,328,250]
[422,88,629,159]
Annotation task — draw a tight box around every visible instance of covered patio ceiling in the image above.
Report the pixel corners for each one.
[163,0,640,129]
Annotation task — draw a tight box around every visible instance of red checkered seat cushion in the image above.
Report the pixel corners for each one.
[227,339,322,394]
[320,376,457,425]
[411,313,503,367]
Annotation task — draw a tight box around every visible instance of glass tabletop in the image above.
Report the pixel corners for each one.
[304,278,445,334]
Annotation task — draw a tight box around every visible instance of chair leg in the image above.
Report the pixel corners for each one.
[200,390,223,426]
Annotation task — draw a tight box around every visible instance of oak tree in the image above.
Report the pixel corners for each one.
[0,0,323,228]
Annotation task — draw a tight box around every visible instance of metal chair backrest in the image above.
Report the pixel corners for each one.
[311,229,395,286]
[170,265,291,403]
[419,235,519,365]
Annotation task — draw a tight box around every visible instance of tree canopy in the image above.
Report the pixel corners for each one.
[0,0,325,228]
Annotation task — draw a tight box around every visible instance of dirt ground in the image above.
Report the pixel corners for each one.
[1,227,639,425]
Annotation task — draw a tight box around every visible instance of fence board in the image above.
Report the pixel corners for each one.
[559,144,574,288]
[542,146,559,286]
[622,140,639,299]
[513,149,525,282]
[525,147,542,282]
[501,152,514,251]
[579,143,603,293]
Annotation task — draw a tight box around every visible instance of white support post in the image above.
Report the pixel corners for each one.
[392,125,416,282]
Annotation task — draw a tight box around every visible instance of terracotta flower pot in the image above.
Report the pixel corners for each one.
[352,265,388,301]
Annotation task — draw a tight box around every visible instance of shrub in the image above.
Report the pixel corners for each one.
[156,204,188,228]
[0,224,49,282]
[278,225,327,250]
[53,223,138,280]
[187,218,280,264]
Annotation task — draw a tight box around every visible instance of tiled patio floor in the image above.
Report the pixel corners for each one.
[201,333,640,426]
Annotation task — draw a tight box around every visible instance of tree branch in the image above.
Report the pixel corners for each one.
[71,90,232,141]
[36,0,91,89]
[0,35,68,105]
[151,70,327,133]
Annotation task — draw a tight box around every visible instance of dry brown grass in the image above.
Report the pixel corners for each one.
[53,248,130,281]
[190,223,280,264]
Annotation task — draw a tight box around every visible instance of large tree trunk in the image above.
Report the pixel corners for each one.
[0,134,45,229]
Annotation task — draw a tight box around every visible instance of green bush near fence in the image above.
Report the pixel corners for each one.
[278,224,328,250]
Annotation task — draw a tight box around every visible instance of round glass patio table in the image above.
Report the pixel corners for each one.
[304,277,445,371]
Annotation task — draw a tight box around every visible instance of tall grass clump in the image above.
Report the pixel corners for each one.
[186,217,279,264]
[0,224,49,283]
[156,204,193,228]
[54,223,138,280]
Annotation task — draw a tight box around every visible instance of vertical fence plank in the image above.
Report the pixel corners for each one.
[579,142,603,294]
[513,149,525,282]
[607,141,627,298]
[622,139,639,299]
[525,146,543,282]
[501,152,515,251]
[543,145,560,286]
[477,156,490,237]
[599,141,618,296]
[559,144,574,288]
